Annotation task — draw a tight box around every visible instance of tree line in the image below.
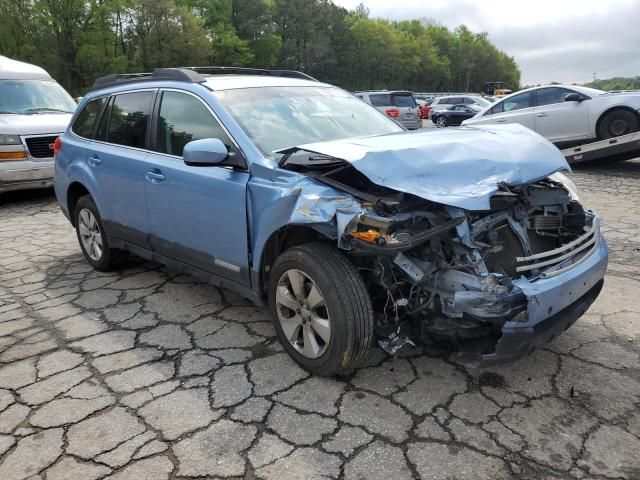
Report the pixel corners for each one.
[586,77,640,91]
[0,0,521,96]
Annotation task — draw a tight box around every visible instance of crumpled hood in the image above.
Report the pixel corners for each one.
[295,123,570,211]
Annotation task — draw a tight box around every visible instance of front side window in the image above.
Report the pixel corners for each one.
[215,86,403,155]
[156,91,231,157]
[106,92,154,148]
[536,87,573,106]
[0,80,76,115]
[72,97,106,138]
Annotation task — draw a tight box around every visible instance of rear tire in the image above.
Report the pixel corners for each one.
[435,116,448,128]
[267,243,374,376]
[74,195,129,271]
[597,109,640,139]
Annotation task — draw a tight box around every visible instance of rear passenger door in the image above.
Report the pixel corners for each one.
[474,91,535,131]
[88,90,154,247]
[143,90,251,286]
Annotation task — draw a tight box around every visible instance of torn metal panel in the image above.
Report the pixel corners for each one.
[247,165,363,273]
[292,124,570,211]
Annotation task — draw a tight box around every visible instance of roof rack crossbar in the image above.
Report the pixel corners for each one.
[183,66,317,81]
[89,66,316,92]
[90,68,207,91]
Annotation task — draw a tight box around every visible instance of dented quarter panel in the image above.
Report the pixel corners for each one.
[294,123,570,211]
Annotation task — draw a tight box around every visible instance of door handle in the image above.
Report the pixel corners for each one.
[145,170,166,183]
[495,118,506,123]
[88,156,102,166]
[536,113,549,118]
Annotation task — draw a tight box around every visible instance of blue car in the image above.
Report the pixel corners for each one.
[54,67,608,375]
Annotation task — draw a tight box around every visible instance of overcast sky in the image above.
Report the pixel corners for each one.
[333,0,640,85]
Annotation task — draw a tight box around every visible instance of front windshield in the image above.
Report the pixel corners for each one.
[214,86,404,155]
[0,80,76,115]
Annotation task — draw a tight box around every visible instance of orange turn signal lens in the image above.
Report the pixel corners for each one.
[0,151,27,161]
[351,230,381,244]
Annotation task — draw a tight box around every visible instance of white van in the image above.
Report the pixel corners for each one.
[0,56,76,194]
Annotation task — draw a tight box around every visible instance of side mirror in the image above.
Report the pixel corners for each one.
[183,138,230,166]
[564,92,585,102]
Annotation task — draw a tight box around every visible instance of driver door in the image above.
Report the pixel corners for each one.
[143,90,251,285]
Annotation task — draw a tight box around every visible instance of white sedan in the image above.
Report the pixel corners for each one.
[461,85,640,144]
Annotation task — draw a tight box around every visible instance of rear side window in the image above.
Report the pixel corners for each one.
[489,92,530,115]
[106,92,154,148]
[72,97,106,139]
[392,95,416,107]
[369,94,392,106]
[156,91,231,157]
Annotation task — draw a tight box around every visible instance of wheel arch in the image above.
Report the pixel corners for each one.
[66,181,91,227]
[257,224,336,293]
[595,105,640,138]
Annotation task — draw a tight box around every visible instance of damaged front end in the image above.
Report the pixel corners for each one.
[281,147,607,367]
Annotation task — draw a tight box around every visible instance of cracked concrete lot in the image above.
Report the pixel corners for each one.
[0,159,639,480]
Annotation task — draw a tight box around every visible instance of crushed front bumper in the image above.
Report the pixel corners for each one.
[465,233,608,368]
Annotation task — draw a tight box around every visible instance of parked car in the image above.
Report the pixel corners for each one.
[432,103,482,127]
[428,95,492,120]
[462,85,640,144]
[356,90,422,129]
[416,99,430,119]
[0,56,76,194]
[55,68,607,376]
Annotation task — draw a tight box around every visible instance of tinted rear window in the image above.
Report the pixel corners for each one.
[72,97,106,139]
[106,92,153,148]
[392,95,416,107]
[369,94,392,106]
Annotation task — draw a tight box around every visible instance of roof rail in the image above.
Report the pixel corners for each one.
[90,68,206,91]
[183,66,317,81]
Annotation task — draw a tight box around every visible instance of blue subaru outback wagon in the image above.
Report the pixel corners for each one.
[54,67,608,375]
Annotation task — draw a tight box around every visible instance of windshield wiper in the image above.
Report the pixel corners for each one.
[23,108,72,114]
[0,111,18,114]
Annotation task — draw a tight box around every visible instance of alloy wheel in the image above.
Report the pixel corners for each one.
[275,269,331,359]
[78,208,103,261]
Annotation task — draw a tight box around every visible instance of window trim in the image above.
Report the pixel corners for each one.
[73,88,158,155]
[150,88,247,168]
[70,95,109,139]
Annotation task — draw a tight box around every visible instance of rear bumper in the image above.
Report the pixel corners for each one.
[401,118,423,130]
[464,234,608,368]
[0,163,54,193]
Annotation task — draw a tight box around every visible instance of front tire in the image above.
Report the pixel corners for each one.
[435,116,448,128]
[74,195,129,271]
[597,109,640,139]
[267,243,374,376]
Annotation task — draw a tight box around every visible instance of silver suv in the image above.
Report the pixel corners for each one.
[0,56,76,194]
[356,91,422,130]
[428,95,491,120]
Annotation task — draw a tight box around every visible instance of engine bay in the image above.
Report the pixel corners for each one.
[283,151,597,356]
